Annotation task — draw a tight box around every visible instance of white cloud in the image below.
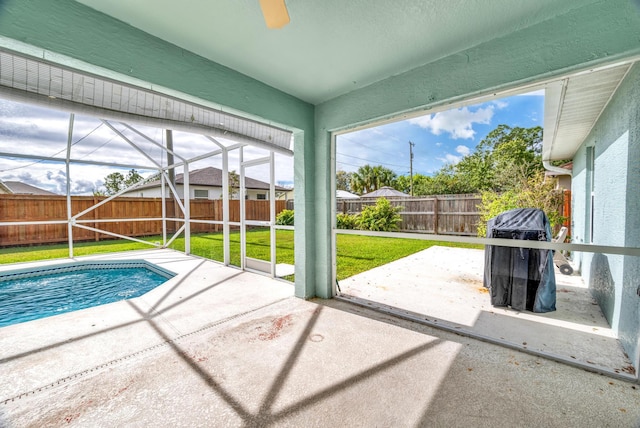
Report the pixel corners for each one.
[407,106,494,139]
[455,145,470,156]
[0,99,295,194]
[435,142,443,147]
[492,100,508,109]
[437,154,463,165]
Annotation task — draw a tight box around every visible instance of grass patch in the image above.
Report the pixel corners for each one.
[0,230,480,282]
[336,234,481,280]
[0,238,157,264]
[167,228,295,267]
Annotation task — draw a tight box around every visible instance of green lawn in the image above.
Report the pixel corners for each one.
[335,234,481,280]
[0,230,481,281]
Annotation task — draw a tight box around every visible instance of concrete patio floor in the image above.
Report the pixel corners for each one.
[1,249,639,427]
[338,246,635,378]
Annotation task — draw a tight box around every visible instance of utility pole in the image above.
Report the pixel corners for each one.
[409,141,415,196]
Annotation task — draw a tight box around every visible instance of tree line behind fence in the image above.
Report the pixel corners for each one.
[0,195,287,247]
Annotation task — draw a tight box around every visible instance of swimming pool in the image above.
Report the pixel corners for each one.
[0,260,175,327]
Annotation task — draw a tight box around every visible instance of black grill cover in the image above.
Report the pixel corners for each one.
[483,208,556,313]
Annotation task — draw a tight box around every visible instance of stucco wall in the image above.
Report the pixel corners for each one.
[123,185,273,200]
[572,63,640,369]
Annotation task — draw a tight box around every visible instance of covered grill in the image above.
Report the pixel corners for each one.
[483,208,556,313]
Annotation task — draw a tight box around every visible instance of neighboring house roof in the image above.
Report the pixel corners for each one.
[336,190,360,199]
[132,167,290,192]
[1,181,57,195]
[360,186,407,198]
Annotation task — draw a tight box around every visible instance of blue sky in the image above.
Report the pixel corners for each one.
[336,90,544,178]
[0,90,543,194]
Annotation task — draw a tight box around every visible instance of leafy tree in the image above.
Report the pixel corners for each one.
[356,197,403,231]
[395,170,475,196]
[398,125,544,195]
[424,167,476,195]
[336,170,353,191]
[477,170,564,237]
[350,164,397,195]
[452,151,494,191]
[471,124,543,191]
[103,169,143,195]
[394,174,411,194]
[228,170,240,199]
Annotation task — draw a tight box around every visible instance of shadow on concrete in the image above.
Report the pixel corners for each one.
[126,299,443,426]
[0,258,235,366]
[337,246,636,379]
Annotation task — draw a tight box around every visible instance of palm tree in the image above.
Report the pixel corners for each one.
[372,165,396,190]
[350,164,396,195]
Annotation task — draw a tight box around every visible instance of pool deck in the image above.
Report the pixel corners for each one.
[1,249,639,427]
[338,246,634,376]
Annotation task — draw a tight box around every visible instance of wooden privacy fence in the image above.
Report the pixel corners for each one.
[0,195,286,247]
[337,194,482,236]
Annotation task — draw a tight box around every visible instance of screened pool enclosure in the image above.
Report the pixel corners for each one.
[0,49,294,278]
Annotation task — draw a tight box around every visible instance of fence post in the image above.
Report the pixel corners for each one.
[433,196,439,235]
[93,197,100,241]
[563,189,571,238]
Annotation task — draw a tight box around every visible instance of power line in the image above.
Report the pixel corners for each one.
[336,134,401,158]
[336,151,407,169]
[336,160,408,175]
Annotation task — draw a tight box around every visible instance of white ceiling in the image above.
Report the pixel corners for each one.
[76,0,592,105]
[543,62,634,161]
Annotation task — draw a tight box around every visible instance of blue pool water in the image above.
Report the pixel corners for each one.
[0,261,174,327]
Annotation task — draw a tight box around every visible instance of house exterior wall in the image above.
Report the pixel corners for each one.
[572,63,640,369]
[123,185,272,200]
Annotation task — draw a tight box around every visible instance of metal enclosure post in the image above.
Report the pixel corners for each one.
[161,168,167,246]
[270,151,276,277]
[239,147,246,269]
[183,162,191,255]
[65,114,75,258]
[222,148,230,266]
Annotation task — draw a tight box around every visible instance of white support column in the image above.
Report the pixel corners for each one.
[222,148,230,266]
[65,114,75,258]
[269,151,276,278]
[183,162,191,255]
[239,147,246,270]
[161,167,167,246]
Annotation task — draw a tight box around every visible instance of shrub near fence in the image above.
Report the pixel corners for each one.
[0,195,286,247]
[337,194,482,236]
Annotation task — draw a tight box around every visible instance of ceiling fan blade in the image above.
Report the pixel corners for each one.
[259,0,290,29]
